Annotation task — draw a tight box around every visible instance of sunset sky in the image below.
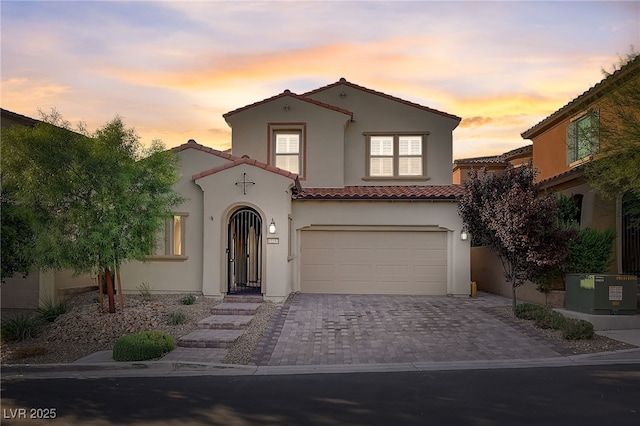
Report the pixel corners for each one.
[2,1,638,160]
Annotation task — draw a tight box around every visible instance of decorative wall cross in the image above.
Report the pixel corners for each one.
[235,172,255,195]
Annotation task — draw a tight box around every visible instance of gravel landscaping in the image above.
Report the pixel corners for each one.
[0,291,634,365]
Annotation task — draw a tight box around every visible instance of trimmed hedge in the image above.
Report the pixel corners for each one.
[514,303,594,341]
[112,330,175,361]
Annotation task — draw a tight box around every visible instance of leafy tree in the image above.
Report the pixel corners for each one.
[583,51,640,222]
[0,179,35,282]
[1,110,182,312]
[458,162,576,312]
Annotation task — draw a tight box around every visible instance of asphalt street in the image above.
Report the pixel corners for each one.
[2,364,639,425]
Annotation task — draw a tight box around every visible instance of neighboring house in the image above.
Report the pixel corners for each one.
[0,109,95,310]
[458,58,640,305]
[452,144,532,184]
[120,78,471,301]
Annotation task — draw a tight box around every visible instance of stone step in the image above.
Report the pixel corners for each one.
[212,302,261,315]
[224,294,263,303]
[177,329,243,348]
[197,314,254,330]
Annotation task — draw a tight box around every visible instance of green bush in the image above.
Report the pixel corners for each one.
[112,331,175,362]
[181,294,196,305]
[566,228,616,274]
[37,298,68,323]
[533,310,567,330]
[167,312,188,325]
[514,303,545,320]
[561,319,594,340]
[1,314,42,342]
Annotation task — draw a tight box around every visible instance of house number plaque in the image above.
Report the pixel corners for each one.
[267,238,279,244]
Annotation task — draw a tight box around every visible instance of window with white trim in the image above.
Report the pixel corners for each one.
[275,131,300,174]
[366,133,427,178]
[566,109,599,165]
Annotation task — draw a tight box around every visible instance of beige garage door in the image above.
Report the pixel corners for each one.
[300,230,447,295]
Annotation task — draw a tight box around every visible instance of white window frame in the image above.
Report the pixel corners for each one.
[269,123,306,178]
[364,132,429,179]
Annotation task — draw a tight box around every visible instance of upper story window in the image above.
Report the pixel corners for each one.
[269,123,306,177]
[365,132,429,179]
[566,109,599,166]
[275,131,300,174]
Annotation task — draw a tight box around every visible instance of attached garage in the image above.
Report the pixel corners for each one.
[300,229,448,295]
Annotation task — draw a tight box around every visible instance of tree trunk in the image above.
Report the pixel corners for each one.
[104,266,116,314]
[511,284,517,314]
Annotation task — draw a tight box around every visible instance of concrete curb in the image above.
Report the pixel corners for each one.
[3,349,640,380]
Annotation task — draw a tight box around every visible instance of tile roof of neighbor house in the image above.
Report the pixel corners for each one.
[303,78,462,122]
[172,139,236,160]
[293,185,464,200]
[223,89,354,120]
[0,108,39,127]
[521,56,640,139]
[453,144,532,165]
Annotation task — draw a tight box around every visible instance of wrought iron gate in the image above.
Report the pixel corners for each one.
[227,208,262,294]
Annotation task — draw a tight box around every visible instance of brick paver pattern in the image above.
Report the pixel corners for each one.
[254,293,569,366]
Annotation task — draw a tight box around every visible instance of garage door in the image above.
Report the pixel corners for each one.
[300,230,447,295]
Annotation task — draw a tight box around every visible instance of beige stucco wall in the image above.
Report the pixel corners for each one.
[291,199,470,296]
[119,146,228,294]
[471,246,565,307]
[226,94,351,188]
[195,164,295,301]
[306,84,459,186]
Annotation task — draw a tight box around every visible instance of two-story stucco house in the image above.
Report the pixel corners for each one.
[120,79,471,301]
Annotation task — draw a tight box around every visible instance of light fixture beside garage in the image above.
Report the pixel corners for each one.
[269,219,276,234]
[460,230,469,241]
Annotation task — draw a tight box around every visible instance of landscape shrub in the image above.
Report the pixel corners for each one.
[1,314,42,342]
[181,294,196,305]
[37,297,68,323]
[561,319,594,340]
[167,312,188,325]
[112,330,175,361]
[514,303,545,320]
[533,310,567,330]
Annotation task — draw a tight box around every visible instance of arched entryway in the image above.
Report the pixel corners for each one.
[227,207,263,294]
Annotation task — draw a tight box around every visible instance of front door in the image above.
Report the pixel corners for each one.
[227,208,262,294]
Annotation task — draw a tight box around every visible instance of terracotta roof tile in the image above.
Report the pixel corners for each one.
[223,90,353,120]
[293,185,464,200]
[521,56,640,139]
[172,139,236,161]
[193,156,298,181]
[453,144,532,165]
[302,78,461,122]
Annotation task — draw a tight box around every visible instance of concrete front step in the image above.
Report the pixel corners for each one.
[197,314,254,330]
[224,294,263,303]
[177,329,244,348]
[212,302,261,315]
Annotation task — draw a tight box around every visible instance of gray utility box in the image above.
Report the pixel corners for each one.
[565,274,637,315]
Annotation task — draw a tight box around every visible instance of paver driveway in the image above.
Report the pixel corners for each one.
[252,293,569,366]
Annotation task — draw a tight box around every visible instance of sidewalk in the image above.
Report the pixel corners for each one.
[2,293,639,379]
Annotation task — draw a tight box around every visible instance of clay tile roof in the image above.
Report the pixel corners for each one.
[171,139,236,161]
[193,156,298,181]
[293,185,464,200]
[453,144,532,165]
[302,79,461,122]
[521,56,640,139]
[223,90,353,119]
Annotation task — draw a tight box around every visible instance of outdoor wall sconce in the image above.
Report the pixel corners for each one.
[269,219,276,234]
[460,230,469,241]
[283,104,290,111]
